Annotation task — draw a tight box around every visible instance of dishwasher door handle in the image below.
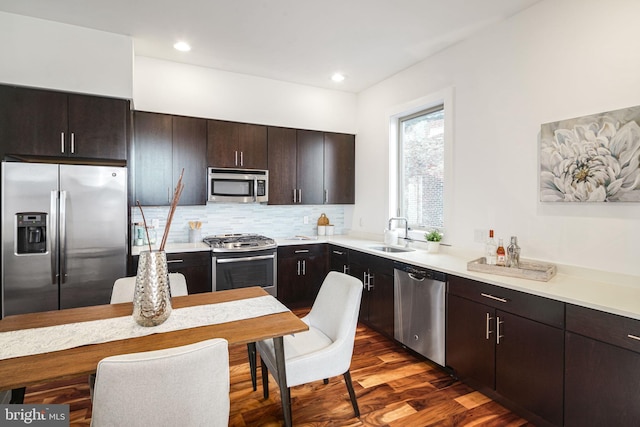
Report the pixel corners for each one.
[408,272,425,281]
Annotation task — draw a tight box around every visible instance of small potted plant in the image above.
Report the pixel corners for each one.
[424,229,443,253]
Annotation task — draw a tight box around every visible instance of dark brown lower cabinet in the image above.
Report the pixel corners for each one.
[564,304,640,426]
[446,276,564,426]
[131,251,211,295]
[348,250,394,338]
[276,245,327,308]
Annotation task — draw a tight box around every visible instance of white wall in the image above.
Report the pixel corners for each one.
[355,0,640,277]
[0,12,133,98]
[133,56,357,133]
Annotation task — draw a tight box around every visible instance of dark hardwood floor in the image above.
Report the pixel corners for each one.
[23,310,533,426]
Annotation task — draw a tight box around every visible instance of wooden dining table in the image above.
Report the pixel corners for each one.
[0,287,307,427]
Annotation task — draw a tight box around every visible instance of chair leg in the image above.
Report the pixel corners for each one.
[247,342,257,391]
[343,371,360,418]
[261,359,269,399]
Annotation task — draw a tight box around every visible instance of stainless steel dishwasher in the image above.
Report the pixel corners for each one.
[394,261,447,366]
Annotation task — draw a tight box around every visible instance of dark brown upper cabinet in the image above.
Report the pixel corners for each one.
[0,84,128,161]
[267,127,355,205]
[207,120,267,169]
[133,112,207,206]
[324,132,355,204]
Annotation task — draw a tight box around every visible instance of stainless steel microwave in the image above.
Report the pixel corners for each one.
[207,168,268,203]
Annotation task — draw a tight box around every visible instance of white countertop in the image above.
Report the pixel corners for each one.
[138,235,640,321]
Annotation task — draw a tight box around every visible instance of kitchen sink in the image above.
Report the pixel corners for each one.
[369,245,415,253]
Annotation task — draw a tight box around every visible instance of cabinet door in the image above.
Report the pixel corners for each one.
[173,116,207,205]
[0,85,67,157]
[329,245,349,274]
[133,112,173,205]
[267,127,297,205]
[207,120,239,168]
[238,123,267,169]
[324,133,355,204]
[565,331,640,426]
[296,130,324,204]
[347,254,368,323]
[496,310,564,426]
[446,294,495,389]
[67,94,128,160]
[166,252,211,294]
[367,264,394,337]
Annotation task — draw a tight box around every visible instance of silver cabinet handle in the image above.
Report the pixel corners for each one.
[292,189,297,203]
[302,259,306,275]
[235,150,238,166]
[481,293,508,303]
[496,316,504,344]
[60,132,65,153]
[485,312,494,340]
[332,250,345,255]
[167,259,184,264]
[240,151,244,166]
[70,132,75,154]
[298,189,302,204]
[294,249,309,253]
[342,265,349,274]
[628,334,640,341]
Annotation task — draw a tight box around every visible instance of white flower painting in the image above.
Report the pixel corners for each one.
[540,106,640,202]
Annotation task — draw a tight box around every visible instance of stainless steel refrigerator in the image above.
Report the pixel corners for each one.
[1,162,127,317]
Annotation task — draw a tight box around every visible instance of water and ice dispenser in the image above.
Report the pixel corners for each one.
[16,212,47,254]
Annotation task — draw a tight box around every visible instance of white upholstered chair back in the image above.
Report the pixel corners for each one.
[110,273,188,304]
[255,271,363,417]
[90,338,229,427]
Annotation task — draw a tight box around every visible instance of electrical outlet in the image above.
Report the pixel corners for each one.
[303,216,309,224]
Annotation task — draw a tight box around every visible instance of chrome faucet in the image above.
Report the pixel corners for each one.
[388,217,410,244]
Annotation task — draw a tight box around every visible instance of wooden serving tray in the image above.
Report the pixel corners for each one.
[467,257,557,282]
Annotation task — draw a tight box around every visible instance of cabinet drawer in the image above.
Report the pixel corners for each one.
[448,275,564,328]
[349,249,394,272]
[567,304,640,353]
[166,251,211,269]
[278,244,325,258]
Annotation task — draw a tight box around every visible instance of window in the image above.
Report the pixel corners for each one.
[398,105,445,230]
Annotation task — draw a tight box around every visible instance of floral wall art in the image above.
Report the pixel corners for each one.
[540,105,640,202]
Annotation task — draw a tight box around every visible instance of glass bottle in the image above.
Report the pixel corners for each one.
[496,238,506,266]
[507,236,521,268]
[485,229,497,265]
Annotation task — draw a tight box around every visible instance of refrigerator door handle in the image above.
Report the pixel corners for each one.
[50,190,59,285]
[59,190,67,283]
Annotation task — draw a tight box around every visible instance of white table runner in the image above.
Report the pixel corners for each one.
[0,295,289,361]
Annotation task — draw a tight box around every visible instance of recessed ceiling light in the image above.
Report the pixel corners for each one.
[173,41,191,52]
[331,73,345,83]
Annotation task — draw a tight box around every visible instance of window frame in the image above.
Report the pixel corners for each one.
[388,88,453,242]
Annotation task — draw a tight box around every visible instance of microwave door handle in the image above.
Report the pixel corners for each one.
[253,179,257,202]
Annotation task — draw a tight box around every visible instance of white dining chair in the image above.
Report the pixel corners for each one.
[110,273,188,304]
[90,338,230,427]
[255,271,364,417]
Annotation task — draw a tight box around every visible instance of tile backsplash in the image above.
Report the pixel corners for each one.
[131,203,349,244]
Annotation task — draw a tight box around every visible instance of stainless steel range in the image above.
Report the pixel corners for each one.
[204,234,277,296]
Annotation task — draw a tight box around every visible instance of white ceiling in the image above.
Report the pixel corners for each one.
[0,0,541,93]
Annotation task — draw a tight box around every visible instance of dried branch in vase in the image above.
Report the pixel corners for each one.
[136,200,152,253]
[159,169,185,252]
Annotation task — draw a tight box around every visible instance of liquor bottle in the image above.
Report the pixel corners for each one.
[485,230,497,265]
[507,236,521,268]
[496,238,506,266]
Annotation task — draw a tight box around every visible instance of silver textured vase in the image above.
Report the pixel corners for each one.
[133,250,172,327]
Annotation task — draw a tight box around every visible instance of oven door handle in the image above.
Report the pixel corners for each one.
[216,254,275,264]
